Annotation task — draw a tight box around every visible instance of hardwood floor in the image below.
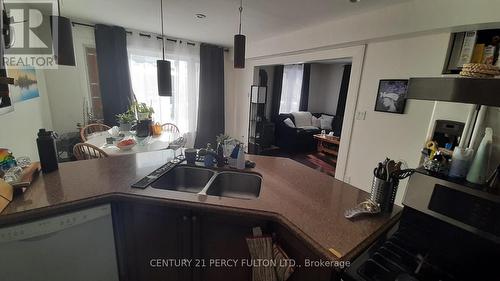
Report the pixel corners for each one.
[260,149,336,177]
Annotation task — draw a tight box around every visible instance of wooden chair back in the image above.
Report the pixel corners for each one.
[73,143,109,160]
[80,123,111,142]
[161,123,180,133]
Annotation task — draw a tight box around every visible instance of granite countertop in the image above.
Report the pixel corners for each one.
[0,150,401,261]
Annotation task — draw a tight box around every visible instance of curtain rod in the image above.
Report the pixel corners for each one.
[72,21,229,51]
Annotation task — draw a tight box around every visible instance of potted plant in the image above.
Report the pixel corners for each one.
[132,102,154,121]
[116,109,136,132]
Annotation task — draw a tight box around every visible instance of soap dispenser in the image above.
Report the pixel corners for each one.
[467,127,493,185]
[236,144,246,170]
[229,144,240,168]
[204,143,214,168]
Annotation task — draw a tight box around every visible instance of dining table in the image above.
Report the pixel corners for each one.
[84,130,180,156]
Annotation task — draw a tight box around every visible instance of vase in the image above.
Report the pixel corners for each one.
[119,122,133,132]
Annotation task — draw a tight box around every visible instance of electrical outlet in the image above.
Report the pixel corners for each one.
[355,111,366,120]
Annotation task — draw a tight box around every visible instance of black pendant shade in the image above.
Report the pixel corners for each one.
[157,0,172,96]
[157,59,172,96]
[234,34,246,69]
[50,16,75,66]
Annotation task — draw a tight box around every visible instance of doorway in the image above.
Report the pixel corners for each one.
[248,59,352,177]
[232,45,366,181]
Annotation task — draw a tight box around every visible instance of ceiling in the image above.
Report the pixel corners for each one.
[61,0,410,46]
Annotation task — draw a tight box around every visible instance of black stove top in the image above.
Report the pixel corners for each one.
[343,170,500,281]
[344,207,499,281]
[356,226,455,281]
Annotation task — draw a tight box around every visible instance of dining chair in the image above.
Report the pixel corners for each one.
[80,123,111,142]
[73,143,109,161]
[161,123,180,134]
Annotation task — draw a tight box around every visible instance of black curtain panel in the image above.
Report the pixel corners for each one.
[258,69,268,87]
[333,64,352,137]
[194,44,225,148]
[95,24,133,126]
[270,65,284,122]
[299,63,311,111]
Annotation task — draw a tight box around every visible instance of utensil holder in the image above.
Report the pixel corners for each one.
[370,177,399,213]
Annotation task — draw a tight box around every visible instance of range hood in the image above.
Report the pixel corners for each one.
[407,77,500,107]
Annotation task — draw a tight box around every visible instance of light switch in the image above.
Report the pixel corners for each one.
[355,111,366,120]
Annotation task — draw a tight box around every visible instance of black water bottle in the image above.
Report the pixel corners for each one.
[36,129,58,173]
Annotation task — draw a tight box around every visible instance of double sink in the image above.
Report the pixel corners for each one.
[150,166,262,200]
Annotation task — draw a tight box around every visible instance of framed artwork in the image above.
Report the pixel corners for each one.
[374,79,409,114]
[7,67,39,103]
[250,85,267,104]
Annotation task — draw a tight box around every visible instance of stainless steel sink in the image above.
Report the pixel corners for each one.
[150,166,215,193]
[205,172,262,200]
[149,164,262,200]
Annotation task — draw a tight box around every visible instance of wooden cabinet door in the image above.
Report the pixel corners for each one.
[120,203,192,281]
[271,223,336,281]
[194,212,267,281]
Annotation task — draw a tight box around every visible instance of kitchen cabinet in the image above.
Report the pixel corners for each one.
[117,202,192,281]
[271,223,338,281]
[195,212,268,281]
[116,202,336,281]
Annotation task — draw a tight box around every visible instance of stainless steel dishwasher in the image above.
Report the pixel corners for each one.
[0,204,119,281]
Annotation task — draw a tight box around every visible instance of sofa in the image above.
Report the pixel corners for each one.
[276,112,336,153]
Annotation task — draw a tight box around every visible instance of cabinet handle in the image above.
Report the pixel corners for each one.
[182,216,188,221]
[191,216,197,221]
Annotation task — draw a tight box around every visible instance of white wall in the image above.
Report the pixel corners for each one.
[308,63,344,115]
[248,0,500,59]
[344,33,452,205]
[44,25,96,134]
[0,70,53,161]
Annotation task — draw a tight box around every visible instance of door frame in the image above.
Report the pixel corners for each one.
[245,45,366,181]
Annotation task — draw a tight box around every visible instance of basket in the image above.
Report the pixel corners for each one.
[370,177,399,213]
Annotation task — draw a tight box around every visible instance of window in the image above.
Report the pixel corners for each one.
[85,47,104,121]
[279,64,304,114]
[128,54,175,121]
[127,45,200,135]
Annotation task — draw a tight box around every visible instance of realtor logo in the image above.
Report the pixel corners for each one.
[3,0,57,68]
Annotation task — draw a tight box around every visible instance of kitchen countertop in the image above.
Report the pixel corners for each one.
[0,150,401,261]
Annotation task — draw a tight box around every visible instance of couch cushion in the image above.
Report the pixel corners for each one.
[312,116,321,127]
[291,112,312,127]
[283,118,296,128]
[320,114,334,130]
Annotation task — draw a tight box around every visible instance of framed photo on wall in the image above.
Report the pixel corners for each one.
[374,79,409,114]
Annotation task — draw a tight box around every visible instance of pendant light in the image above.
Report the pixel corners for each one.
[234,0,246,69]
[50,0,75,66]
[157,0,172,96]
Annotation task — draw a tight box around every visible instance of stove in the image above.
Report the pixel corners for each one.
[343,170,500,281]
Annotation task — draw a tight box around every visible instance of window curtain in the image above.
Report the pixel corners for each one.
[194,44,225,148]
[127,31,200,147]
[95,25,133,126]
[333,64,352,137]
[299,63,311,111]
[279,64,304,114]
[270,65,284,122]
